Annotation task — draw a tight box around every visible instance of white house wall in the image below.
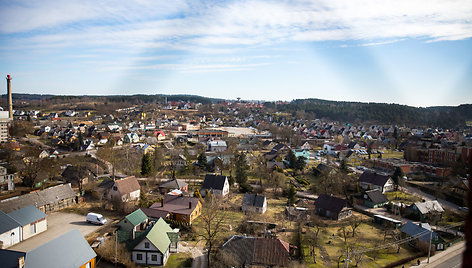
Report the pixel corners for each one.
[22,218,47,240]
[0,227,21,248]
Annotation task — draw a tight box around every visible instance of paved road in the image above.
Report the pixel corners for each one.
[9,212,108,252]
[415,241,464,268]
[431,252,462,268]
[401,185,460,211]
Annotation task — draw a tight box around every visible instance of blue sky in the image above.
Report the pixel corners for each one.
[0,0,471,107]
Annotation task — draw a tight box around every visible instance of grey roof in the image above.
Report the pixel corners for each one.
[315,194,348,215]
[0,249,26,268]
[0,184,76,213]
[401,221,436,243]
[7,206,47,226]
[414,200,444,215]
[24,228,96,268]
[0,210,20,234]
[365,189,388,204]
[242,194,266,208]
[201,174,227,191]
[159,179,188,190]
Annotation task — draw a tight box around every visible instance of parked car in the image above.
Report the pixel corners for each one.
[86,212,107,225]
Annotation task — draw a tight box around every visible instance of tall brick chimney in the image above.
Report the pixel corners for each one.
[6,75,12,119]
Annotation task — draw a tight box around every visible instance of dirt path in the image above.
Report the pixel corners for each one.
[318,245,331,267]
[179,240,207,268]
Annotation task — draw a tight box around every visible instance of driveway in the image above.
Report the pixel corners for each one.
[9,212,108,252]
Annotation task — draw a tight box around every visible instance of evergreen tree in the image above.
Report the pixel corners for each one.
[139,191,149,208]
[392,167,404,190]
[235,152,249,185]
[141,153,153,176]
[294,156,306,171]
[197,153,207,169]
[287,185,297,205]
[286,150,297,168]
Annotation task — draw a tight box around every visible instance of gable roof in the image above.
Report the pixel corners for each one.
[315,194,348,215]
[413,200,444,214]
[365,189,388,204]
[222,236,290,266]
[159,179,188,190]
[0,183,76,213]
[130,218,173,254]
[0,249,26,268]
[124,209,148,227]
[359,171,390,187]
[7,206,47,226]
[401,221,436,243]
[242,194,266,208]
[24,228,96,268]
[140,208,169,219]
[0,210,20,234]
[201,174,227,191]
[115,176,140,195]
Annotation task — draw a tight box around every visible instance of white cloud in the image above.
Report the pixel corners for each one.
[1,0,471,55]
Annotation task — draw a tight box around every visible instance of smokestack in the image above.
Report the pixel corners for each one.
[6,75,12,119]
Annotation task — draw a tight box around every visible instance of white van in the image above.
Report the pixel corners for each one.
[86,212,107,225]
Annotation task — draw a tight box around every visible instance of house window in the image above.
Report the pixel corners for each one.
[137,253,143,260]
[145,242,150,248]
[113,186,118,191]
[86,261,91,268]
[151,255,158,262]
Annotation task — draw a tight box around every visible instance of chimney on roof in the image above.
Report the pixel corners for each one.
[161,199,164,207]
[188,201,192,209]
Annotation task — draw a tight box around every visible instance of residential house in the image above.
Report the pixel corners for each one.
[207,140,227,152]
[0,166,15,192]
[293,149,310,163]
[242,193,267,214]
[0,211,21,248]
[267,161,286,170]
[358,171,394,193]
[0,183,76,213]
[124,133,140,144]
[401,221,446,251]
[407,200,444,223]
[300,141,311,151]
[61,166,94,189]
[360,189,388,208]
[155,131,166,141]
[108,176,141,202]
[144,194,202,224]
[158,179,188,194]
[117,209,149,241]
[129,218,179,266]
[315,194,352,220]
[201,174,230,197]
[221,235,291,267]
[171,155,187,170]
[312,163,334,177]
[0,228,97,268]
[7,206,47,241]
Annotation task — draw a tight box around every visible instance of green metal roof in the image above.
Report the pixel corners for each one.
[146,218,173,254]
[125,209,148,226]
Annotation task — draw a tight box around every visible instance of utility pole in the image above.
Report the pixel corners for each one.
[346,250,350,268]
[427,229,432,263]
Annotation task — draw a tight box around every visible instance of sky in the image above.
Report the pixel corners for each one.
[0,0,471,107]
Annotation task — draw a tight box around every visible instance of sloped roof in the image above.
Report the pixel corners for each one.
[140,208,169,219]
[7,206,47,226]
[242,194,266,208]
[222,236,290,266]
[115,176,140,195]
[401,221,435,243]
[315,194,348,215]
[124,209,148,227]
[0,184,76,213]
[159,179,188,190]
[0,210,20,234]
[359,171,390,187]
[130,218,173,254]
[24,228,96,268]
[414,200,444,215]
[365,189,388,204]
[201,174,227,191]
[149,194,200,216]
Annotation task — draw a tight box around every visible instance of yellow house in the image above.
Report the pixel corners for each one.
[147,194,202,224]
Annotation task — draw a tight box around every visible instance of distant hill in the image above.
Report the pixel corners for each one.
[265,98,472,128]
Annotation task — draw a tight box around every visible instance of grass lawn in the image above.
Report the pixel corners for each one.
[302,222,418,267]
[385,191,421,204]
[166,253,192,267]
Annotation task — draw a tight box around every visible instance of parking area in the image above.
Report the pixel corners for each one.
[9,211,108,252]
